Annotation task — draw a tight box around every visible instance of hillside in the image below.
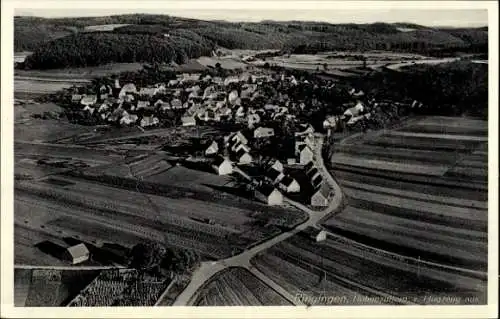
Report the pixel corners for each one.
[15,14,488,69]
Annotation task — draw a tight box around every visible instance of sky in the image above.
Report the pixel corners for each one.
[14,7,488,28]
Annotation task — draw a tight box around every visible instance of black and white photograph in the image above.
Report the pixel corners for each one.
[1,1,498,318]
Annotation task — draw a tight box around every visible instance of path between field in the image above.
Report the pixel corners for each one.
[169,135,345,306]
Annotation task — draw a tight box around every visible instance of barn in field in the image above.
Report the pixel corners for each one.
[64,243,90,265]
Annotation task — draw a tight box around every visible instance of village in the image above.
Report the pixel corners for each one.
[57,66,424,209]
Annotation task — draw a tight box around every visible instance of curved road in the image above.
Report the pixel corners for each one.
[169,134,344,306]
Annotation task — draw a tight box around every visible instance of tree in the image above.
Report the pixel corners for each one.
[128,242,166,273]
[323,63,328,71]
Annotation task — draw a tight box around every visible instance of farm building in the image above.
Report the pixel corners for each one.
[138,87,157,96]
[247,113,261,128]
[140,116,159,127]
[255,185,283,206]
[80,95,97,106]
[205,141,219,155]
[212,156,233,175]
[168,79,179,87]
[226,131,249,146]
[228,90,239,105]
[311,183,331,207]
[297,145,314,165]
[311,174,324,189]
[266,167,285,184]
[235,149,252,164]
[224,76,240,86]
[64,243,90,265]
[232,142,251,154]
[118,83,137,99]
[136,100,150,110]
[120,113,138,126]
[279,176,300,193]
[295,123,315,136]
[269,159,284,172]
[304,161,315,172]
[155,99,171,111]
[181,116,196,126]
[72,94,83,103]
[306,167,321,181]
[82,105,95,115]
[179,73,201,82]
[254,127,275,139]
[171,99,183,109]
[343,101,364,118]
[323,116,339,130]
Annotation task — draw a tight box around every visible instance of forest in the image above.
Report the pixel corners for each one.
[15,14,488,69]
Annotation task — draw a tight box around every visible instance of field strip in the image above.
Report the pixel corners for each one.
[15,76,91,83]
[247,267,304,306]
[473,150,488,156]
[345,188,486,222]
[269,247,417,305]
[331,153,449,176]
[338,205,487,240]
[417,117,487,128]
[388,131,488,142]
[321,230,487,279]
[328,216,486,263]
[340,180,487,210]
[458,159,488,169]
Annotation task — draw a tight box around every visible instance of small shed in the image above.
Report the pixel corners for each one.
[64,243,90,265]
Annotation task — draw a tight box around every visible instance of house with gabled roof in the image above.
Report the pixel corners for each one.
[226,131,248,146]
[231,142,251,154]
[71,94,83,103]
[311,183,331,207]
[269,159,284,172]
[81,95,97,106]
[255,185,283,206]
[279,175,300,193]
[266,167,285,185]
[254,127,275,139]
[297,144,314,165]
[181,116,196,126]
[118,83,137,99]
[211,156,233,175]
[234,148,252,164]
[205,141,219,156]
[140,116,159,128]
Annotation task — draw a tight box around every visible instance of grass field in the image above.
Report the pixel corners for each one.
[193,267,292,306]
[14,162,305,264]
[14,268,100,306]
[325,116,487,272]
[15,119,94,143]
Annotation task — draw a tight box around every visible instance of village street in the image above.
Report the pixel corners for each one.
[170,134,345,306]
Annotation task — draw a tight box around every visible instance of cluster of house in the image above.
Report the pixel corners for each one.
[205,124,331,207]
[70,70,291,129]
